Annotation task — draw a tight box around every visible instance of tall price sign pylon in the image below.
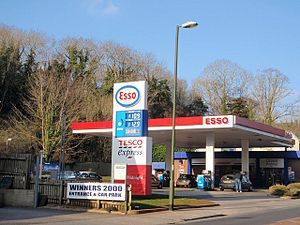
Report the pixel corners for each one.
[112,81,152,195]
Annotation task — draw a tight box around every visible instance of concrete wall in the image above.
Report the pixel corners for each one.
[0,189,34,207]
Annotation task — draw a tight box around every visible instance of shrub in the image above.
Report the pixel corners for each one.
[268,184,287,196]
[286,183,300,197]
[287,182,300,190]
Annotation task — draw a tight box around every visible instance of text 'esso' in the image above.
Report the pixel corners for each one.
[115,85,140,107]
[205,117,229,125]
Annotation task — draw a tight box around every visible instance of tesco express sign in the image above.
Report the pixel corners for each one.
[115,85,140,108]
[113,137,152,165]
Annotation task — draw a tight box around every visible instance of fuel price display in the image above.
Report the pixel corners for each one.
[115,110,148,137]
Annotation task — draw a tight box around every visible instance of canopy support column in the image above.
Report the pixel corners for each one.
[241,139,249,174]
[205,133,215,189]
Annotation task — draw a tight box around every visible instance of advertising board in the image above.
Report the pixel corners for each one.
[259,158,284,168]
[112,137,152,165]
[67,183,126,201]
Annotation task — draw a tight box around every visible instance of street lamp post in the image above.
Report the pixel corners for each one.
[169,21,198,211]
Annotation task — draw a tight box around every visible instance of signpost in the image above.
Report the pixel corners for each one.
[112,81,152,195]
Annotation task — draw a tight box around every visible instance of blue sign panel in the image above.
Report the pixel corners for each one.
[115,110,148,137]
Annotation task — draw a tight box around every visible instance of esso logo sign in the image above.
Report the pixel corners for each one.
[205,117,229,125]
[118,139,143,146]
[115,85,140,107]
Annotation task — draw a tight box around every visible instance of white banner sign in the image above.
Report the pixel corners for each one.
[112,137,152,165]
[67,183,126,201]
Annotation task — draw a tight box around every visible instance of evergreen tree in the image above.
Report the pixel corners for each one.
[227,97,250,118]
[148,78,172,118]
[185,96,208,116]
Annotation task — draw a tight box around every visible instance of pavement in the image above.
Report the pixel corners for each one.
[0,205,227,225]
[1,188,300,225]
[267,217,300,225]
[2,202,300,225]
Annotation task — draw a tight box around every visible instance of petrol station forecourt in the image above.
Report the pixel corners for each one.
[72,83,294,190]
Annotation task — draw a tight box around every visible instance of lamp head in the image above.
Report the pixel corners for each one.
[181,21,198,28]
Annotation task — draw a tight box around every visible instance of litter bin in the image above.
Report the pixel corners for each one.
[197,174,212,190]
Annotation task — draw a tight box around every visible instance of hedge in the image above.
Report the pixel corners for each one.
[269,183,300,197]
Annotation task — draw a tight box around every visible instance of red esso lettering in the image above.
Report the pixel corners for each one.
[205,117,229,125]
[205,118,209,124]
[119,91,137,100]
[119,139,143,146]
[222,117,229,124]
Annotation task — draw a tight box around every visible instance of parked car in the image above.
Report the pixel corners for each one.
[60,170,77,181]
[219,174,253,191]
[152,175,163,189]
[76,171,102,182]
[175,174,197,188]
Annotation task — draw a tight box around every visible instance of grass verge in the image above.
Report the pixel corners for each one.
[132,194,215,210]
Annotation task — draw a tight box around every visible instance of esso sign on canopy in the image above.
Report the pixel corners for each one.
[203,116,234,128]
[115,85,140,108]
[205,117,229,125]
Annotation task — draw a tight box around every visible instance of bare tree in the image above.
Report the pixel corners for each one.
[0,25,46,118]
[10,68,85,161]
[251,68,293,124]
[176,79,190,116]
[193,59,251,115]
[1,29,178,162]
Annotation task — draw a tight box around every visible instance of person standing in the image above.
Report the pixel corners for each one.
[234,172,242,192]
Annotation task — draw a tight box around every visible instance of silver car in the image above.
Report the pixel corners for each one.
[219,174,253,191]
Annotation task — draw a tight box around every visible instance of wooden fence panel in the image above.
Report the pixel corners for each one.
[30,181,63,204]
[0,154,32,189]
[29,181,127,212]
